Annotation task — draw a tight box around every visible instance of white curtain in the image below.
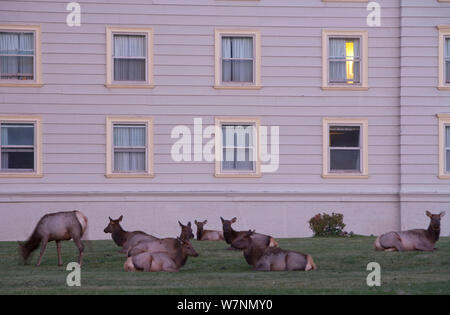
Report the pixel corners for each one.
[222,125,254,171]
[0,152,8,169]
[446,38,450,82]
[113,35,146,81]
[0,32,34,79]
[222,37,253,82]
[113,125,146,172]
[446,126,450,148]
[1,124,34,146]
[329,38,360,83]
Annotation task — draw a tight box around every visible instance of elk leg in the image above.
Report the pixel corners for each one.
[36,236,49,267]
[414,244,434,252]
[72,235,85,266]
[56,241,63,266]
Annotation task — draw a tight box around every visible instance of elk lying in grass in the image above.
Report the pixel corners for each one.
[179,221,194,241]
[124,238,198,272]
[18,210,88,267]
[220,217,278,249]
[231,230,316,272]
[194,220,224,241]
[104,215,157,248]
[374,211,446,252]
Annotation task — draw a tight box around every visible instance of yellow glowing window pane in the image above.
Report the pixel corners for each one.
[346,41,354,83]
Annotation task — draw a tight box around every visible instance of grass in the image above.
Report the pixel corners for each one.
[0,236,449,294]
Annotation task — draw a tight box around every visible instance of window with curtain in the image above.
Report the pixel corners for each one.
[446,126,450,172]
[113,34,146,82]
[0,123,35,171]
[446,37,450,83]
[0,32,35,80]
[221,36,254,83]
[329,126,361,172]
[328,38,360,84]
[221,124,255,172]
[113,124,147,172]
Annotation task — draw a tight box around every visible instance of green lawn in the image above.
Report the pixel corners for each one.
[0,236,449,294]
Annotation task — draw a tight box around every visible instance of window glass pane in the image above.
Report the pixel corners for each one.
[222,60,253,82]
[446,149,450,173]
[0,56,34,79]
[114,125,146,147]
[446,38,450,58]
[222,37,253,59]
[114,59,145,81]
[330,149,360,171]
[329,38,360,84]
[446,60,450,83]
[114,35,145,57]
[0,32,34,55]
[222,37,253,83]
[221,124,255,171]
[446,126,450,148]
[1,151,34,170]
[114,151,145,171]
[1,124,34,146]
[329,126,360,148]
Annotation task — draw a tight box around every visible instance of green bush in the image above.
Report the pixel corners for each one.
[308,212,347,237]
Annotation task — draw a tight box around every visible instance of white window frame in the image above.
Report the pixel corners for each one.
[0,25,42,87]
[322,118,369,178]
[105,27,154,89]
[438,114,450,178]
[438,26,450,90]
[106,117,154,178]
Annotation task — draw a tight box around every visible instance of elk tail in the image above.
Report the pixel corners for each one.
[374,235,383,251]
[124,257,136,272]
[269,237,278,248]
[75,211,88,236]
[305,254,317,271]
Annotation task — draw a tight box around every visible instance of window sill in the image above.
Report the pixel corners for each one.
[214,85,261,90]
[105,173,154,178]
[437,86,450,91]
[322,173,369,179]
[438,174,450,179]
[0,82,43,88]
[105,84,154,89]
[215,173,262,178]
[0,172,43,178]
[321,86,369,91]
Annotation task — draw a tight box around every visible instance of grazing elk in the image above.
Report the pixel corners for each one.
[104,215,157,248]
[220,217,278,249]
[179,221,194,241]
[194,220,224,241]
[374,211,446,252]
[232,230,316,272]
[124,238,199,272]
[18,210,88,267]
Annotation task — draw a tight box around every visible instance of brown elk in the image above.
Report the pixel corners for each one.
[194,220,224,241]
[374,211,446,252]
[178,221,194,241]
[220,217,278,249]
[104,215,157,248]
[124,238,199,272]
[232,230,316,272]
[18,210,88,267]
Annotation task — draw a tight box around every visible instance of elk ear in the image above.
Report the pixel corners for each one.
[203,220,208,225]
[231,217,237,223]
[440,211,446,218]
[178,221,184,227]
[108,217,113,221]
[188,221,191,227]
[426,211,432,218]
[194,220,198,225]
[220,217,224,223]
[118,215,123,222]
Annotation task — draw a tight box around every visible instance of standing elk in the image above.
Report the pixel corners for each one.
[103,215,158,249]
[374,211,446,252]
[18,210,88,267]
[220,217,278,249]
[124,238,199,272]
[232,230,316,272]
[194,220,224,241]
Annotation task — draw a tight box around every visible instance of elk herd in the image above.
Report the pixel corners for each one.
[18,210,446,273]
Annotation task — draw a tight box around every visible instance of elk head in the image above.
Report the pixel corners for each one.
[220,217,237,234]
[104,215,123,233]
[231,230,255,250]
[179,221,194,240]
[177,237,199,257]
[426,211,446,231]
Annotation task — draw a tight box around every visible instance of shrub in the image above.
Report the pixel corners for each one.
[308,212,347,237]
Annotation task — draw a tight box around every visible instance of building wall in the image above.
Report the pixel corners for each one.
[0,0,447,240]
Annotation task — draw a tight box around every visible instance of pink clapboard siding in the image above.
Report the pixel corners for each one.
[0,0,449,240]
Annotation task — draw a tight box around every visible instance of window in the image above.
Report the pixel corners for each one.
[322,30,368,90]
[215,118,261,177]
[0,25,42,87]
[322,118,368,178]
[106,117,153,177]
[438,114,450,178]
[0,117,42,177]
[106,27,153,88]
[438,26,450,90]
[214,30,261,89]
